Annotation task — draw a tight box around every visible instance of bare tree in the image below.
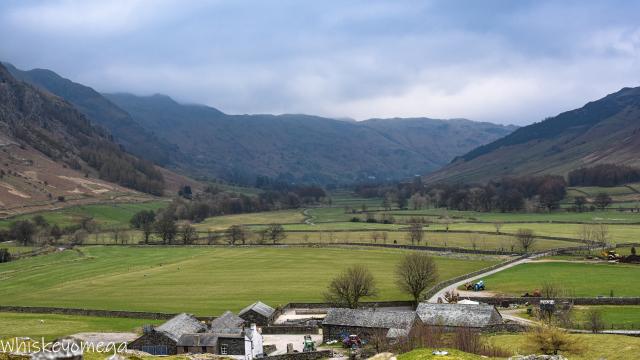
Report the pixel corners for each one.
[325,264,378,308]
[592,223,609,247]
[540,281,562,299]
[181,224,197,245]
[382,232,388,244]
[407,223,424,245]
[265,223,287,244]
[516,228,536,253]
[493,221,504,235]
[225,225,247,245]
[586,309,605,333]
[396,252,438,307]
[369,231,381,244]
[468,234,480,251]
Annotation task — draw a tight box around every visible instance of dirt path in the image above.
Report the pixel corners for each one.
[427,253,548,302]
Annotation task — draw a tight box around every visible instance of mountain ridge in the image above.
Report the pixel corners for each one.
[428,86,640,183]
[105,92,516,185]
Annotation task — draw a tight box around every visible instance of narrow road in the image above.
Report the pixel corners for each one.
[427,252,548,303]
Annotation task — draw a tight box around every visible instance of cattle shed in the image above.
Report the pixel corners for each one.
[415,303,503,328]
[321,308,419,342]
[239,301,276,326]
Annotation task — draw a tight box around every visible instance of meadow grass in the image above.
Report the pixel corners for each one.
[426,222,640,243]
[0,313,163,340]
[388,208,640,224]
[487,333,640,360]
[0,201,168,229]
[571,305,640,329]
[0,246,500,315]
[479,261,640,297]
[193,210,306,231]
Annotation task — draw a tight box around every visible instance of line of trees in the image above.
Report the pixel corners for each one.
[355,175,567,212]
[568,164,640,187]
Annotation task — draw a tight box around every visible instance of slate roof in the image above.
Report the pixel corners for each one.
[211,311,245,332]
[177,333,220,347]
[322,308,418,331]
[239,301,275,318]
[415,303,502,328]
[155,313,207,341]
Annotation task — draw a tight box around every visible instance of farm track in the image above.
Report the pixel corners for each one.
[426,252,548,303]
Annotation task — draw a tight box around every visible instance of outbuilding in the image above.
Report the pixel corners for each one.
[239,301,276,326]
[321,308,420,343]
[129,313,207,355]
[415,303,503,328]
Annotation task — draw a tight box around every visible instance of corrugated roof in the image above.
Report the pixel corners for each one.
[322,308,417,330]
[415,303,502,328]
[156,313,207,341]
[239,301,275,318]
[211,311,245,332]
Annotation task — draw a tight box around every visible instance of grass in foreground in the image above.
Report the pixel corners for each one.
[0,313,163,341]
[397,348,492,360]
[488,333,640,360]
[0,246,500,315]
[480,261,640,297]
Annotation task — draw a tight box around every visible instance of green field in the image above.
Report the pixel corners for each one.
[0,201,168,229]
[194,210,306,231]
[0,313,163,341]
[480,261,640,297]
[571,305,640,329]
[389,208,640,224]
[0,246,500,315]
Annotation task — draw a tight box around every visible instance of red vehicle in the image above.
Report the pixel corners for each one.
[342,334,362,349]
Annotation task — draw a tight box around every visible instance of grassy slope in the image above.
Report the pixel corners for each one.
[0,201,168,229]
[480,262,640,297]
[397,348,490,360]
[0,313,163,341]
[0,246,499,315]
[488,333,640,360]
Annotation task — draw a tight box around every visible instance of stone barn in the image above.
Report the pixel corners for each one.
[321,308,420,343]
[239,301,276,326]
[177,324,263,359]
[415,303,503,328]
[211,310,245,332]
[129,313,207,355]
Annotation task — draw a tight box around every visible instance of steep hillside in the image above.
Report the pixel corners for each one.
[105,93,515,185]
[0,63,167,213]
[4,63,178,165]
[428,87,640,183]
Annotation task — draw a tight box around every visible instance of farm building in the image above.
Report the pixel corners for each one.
[129,313,207,355]
[415,303,503,328]
[239,301,276,326]
[211,310,246,332]
[176,324,263,359]
[321,308,420,342]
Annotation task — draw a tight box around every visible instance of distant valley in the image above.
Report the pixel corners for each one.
[5,63,516,186]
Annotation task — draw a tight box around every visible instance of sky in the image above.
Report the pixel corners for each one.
[1,0,639,125]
